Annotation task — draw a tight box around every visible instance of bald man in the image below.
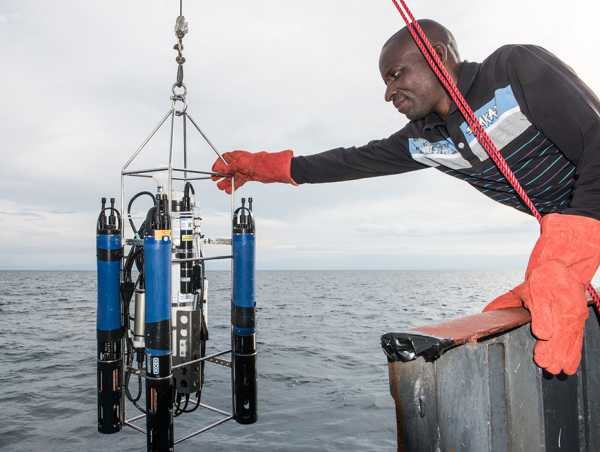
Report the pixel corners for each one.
[211,20,600,376]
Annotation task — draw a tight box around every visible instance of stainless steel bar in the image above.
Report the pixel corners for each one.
[127,174,155,178]
[172,176,213,181]
[128,346,230,375]
[183,113,188,181]
[168,109,175,206]
[206,356,232,368]
[174,416,234,445]
[172,255,232,263]
[122,167,169,176]
[185,112,227,163]
[127,413,146,423]
[199,403,232,417]
[122,109,173,171]
[120,336,126,427]
[171,167,221,176]
[124,421,145,434]
[202,238,232,245]
[171,349,232,370]
[230,177,235,421]
[120,185,125,452]
[120,172,125,240]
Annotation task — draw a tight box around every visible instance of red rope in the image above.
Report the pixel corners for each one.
[390,0,600,311]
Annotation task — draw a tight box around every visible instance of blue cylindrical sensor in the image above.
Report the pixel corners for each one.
[97,233,122,332]
[232,199,257,425]
[232,232,256,335]
[96,212,123,434]
[143,233,174,451]
[144,234,172,354]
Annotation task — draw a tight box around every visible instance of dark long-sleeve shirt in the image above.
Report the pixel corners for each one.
[291,45,600,220]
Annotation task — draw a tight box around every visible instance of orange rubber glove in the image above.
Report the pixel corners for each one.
[483,213,600,375]
[211,150,297,194]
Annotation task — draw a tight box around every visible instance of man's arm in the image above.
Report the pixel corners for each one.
[211,127,430,192]
[291,129,429,184]
[504,44,600,219]
[484,46,600,376]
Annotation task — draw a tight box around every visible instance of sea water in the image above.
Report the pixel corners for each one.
[0,270,523,451]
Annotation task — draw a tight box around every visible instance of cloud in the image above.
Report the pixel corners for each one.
[253,188,538,270]
[1,0,597,269]
[0,200,94,269]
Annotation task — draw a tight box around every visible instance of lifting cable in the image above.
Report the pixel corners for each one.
[390,0,600,312]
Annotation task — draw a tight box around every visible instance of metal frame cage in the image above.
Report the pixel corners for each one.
[120,103,238,444]
[96,6,257,449]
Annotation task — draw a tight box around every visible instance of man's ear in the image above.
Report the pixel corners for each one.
[432,42,448,64]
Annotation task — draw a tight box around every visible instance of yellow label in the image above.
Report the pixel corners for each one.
[154,229,172,240]
[181,234,193,242]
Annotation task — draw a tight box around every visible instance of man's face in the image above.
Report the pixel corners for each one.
[379,39,445,120]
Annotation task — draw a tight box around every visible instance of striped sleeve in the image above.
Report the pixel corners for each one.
[505,45,600,219]
[290,128,428,184]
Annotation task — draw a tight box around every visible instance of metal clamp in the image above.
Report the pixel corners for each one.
[175,15,188,39]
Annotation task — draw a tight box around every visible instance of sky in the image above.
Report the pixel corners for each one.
[1,0,599,271]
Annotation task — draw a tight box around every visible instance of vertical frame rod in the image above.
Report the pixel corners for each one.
[183,113,188,181]
[168,109,175,204]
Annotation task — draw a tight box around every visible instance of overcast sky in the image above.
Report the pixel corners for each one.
[1,0,599,270]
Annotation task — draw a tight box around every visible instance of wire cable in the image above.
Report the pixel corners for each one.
[127,191,156,235]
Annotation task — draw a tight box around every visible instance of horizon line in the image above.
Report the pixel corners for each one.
[0,267,524,272]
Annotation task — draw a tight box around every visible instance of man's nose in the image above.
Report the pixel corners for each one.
[384,83,397,103]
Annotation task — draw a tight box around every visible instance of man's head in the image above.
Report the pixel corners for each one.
[379,19,461,121]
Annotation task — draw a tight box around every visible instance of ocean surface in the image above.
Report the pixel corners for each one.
[0,270,525,452]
